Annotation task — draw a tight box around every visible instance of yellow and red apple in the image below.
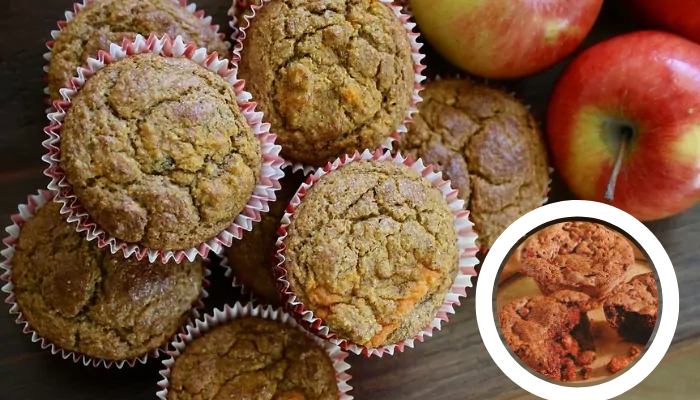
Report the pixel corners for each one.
[547,31,700,221]
[409,0,604,79]
[625,0,700,45]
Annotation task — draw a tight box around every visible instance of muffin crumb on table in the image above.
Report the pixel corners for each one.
[11,202,203,361]
[282,160,459,348]
[238,0,415,167]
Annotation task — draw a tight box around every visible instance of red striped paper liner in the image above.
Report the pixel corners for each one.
[42,33,285,264]
[156,302,353,400]
[273,149,480,357]
[229,0,425,175]
[43,0,229,108]
[0,189,211,368]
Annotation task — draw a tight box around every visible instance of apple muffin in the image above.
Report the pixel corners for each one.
[11,202,203,361]
[48,0,228,100]
[238,0,415,167]
[224,170,307,305]
[167,317,338,399]
[59,53,261,251]
[604,272,658,344]
[519,222,635,302]
[399,78,549,250]
[498,290,596,381]
[282,160,459,348]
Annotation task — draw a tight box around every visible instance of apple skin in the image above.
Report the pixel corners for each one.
[409,0,603,79]
[547,31,700,221]
[625,0,700,44]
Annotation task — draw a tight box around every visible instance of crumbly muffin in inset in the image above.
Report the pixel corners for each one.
[283,160,459,348]
[608,344,644,374]
[498,290,596,381]
[167,317,339,400]
[520,222,635,301]
[60,53,261,251]
[225,170,307,305]
[48,0,228,100]
[11,202,203,361]
[238,0,415,167]
[604,272,658,344]
[400,79,550,250]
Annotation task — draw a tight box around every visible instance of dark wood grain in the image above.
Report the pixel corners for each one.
[0,1,698,399]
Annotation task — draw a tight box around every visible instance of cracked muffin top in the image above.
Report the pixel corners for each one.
[283,160,458,348]
[225,169,307,305]
[520,222,635,300]
[48,0,228,100]
[498,290,593,381]
[238,0,414,167]
[11,202,203,361]
[399,79,549,250]
[167,317,338,400]
[60,53,261,250]
[605,272,658,317]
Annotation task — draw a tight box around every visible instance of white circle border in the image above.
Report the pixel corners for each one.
[476,200,679,400]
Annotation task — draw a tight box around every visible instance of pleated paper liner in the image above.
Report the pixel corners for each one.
[156,302,353,400]
[0,189,211,368]
[42,33,285,264]
[273,149,480,357]
[229,0,425,175]
[43,0,229,110]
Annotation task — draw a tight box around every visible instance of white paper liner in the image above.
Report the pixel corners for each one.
[42,33,285,264]
[43,0,229,109]
[220,254,256,302]
[0,189,211,368]
[273,149,480,357]
[156,302,353,400]
[229,0,424,175]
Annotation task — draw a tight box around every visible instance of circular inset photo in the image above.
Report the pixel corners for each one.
[497,220,658,383]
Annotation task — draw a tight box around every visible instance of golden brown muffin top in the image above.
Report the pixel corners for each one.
[400,79,550,249]
[12,202,203,361]
[167,317,338,400]
[60,53,261,250]
[239,0,414,167]
[284,160,458,347]
[605,272,658,317]
[48,0,228,100]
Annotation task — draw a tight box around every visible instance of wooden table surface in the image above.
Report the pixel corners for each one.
[1,1,699,399]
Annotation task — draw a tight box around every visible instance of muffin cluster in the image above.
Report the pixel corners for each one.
[499,222,659,381]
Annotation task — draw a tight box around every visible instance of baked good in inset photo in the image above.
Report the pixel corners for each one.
[519,221,635,301]
[48,0,228,100]
[11,202,203,361]
[224,170,307,305]
[166,317,339,399]
[238,0,416,167]
[399,78,549,250]
[608,344,644,374]
[604,272,658,344]
[498,290,596,381]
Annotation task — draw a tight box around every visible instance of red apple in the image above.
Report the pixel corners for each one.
[625,0,700,44]
[409,0,604,79]
[547,31,700,221]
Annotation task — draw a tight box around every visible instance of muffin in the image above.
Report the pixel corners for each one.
[399,79,549,249]
[225,170,307,305]
[11,202,203,361]
[238,0,415,167]
[604,272,658,344]
[283,160,459,348]
[167,317,339,399]
[498,290,596,381]
[519,222,635,301]
[59,53,261,251]
[48,0,228,100]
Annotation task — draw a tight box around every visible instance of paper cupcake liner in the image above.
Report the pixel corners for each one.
[220,255,257,302]
[0,189,211,368]
[42,0,229,110]
[273,149,480,357]
[42,33,285,264]
[230,0,425,175]
[156,302,353,400]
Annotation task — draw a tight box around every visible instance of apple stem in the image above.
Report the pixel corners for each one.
[604,128,632,202]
